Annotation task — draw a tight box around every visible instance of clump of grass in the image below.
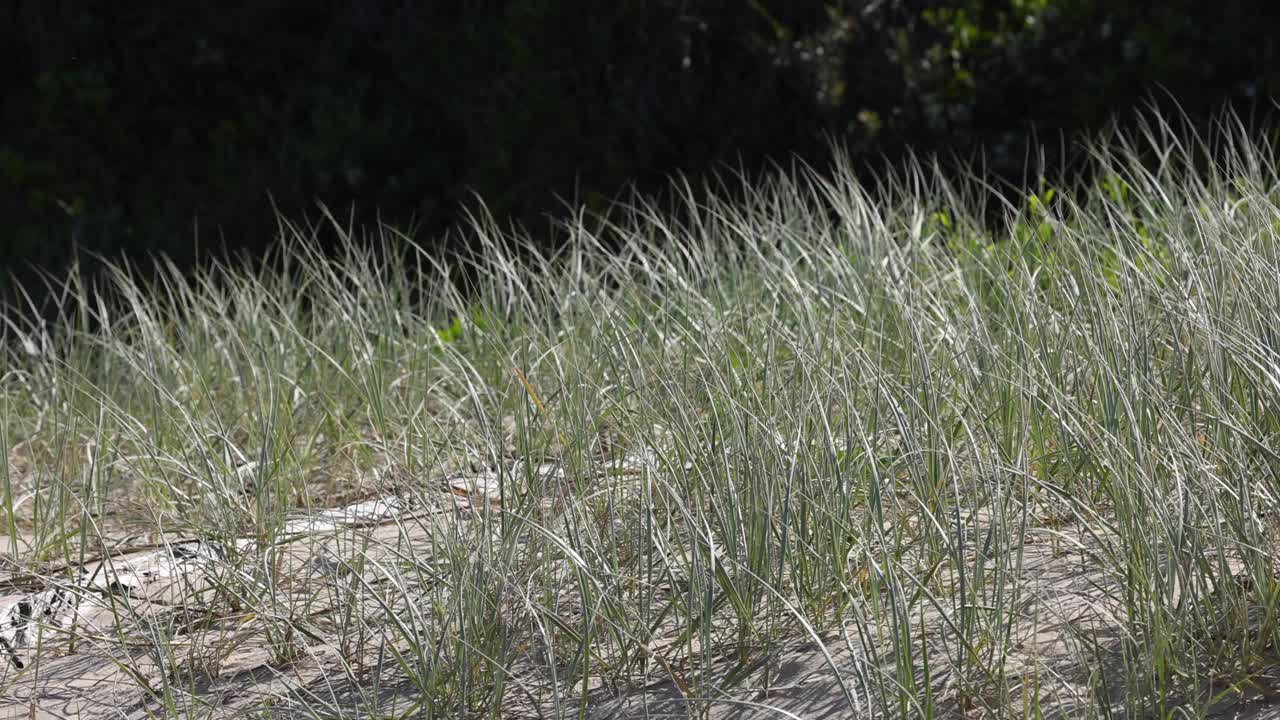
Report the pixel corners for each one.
[1,110,1279,719]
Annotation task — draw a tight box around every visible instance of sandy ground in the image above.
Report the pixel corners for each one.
[1,466,1278,720]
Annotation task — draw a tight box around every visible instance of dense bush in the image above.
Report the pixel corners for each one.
[3,1,1276,307]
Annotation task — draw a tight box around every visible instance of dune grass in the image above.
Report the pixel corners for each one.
[1,113,1279,719]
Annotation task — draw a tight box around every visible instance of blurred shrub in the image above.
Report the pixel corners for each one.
[1,1,1275,306]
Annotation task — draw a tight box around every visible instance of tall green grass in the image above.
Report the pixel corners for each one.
[1,112,1279,718]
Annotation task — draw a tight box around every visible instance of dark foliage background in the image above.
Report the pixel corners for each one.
[3,0,1278,307]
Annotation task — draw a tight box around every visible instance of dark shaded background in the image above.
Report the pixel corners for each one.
[3,0,1278,310]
